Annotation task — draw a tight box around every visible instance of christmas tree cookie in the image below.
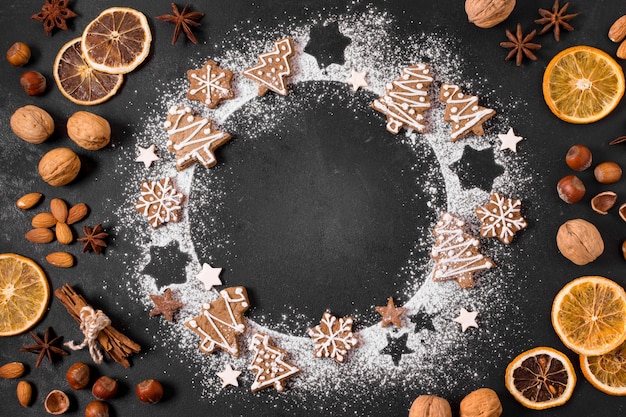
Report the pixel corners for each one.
[439,83,495,141]
[243,37,295,96]
[249,332,300,392]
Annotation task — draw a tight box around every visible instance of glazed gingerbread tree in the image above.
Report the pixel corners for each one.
[243,37,295,96]
[248,332,300,392]
[439,83,495,141]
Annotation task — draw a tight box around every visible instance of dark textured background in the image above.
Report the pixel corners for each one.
[1,0,625,416]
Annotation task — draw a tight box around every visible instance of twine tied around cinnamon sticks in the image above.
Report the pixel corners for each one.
[65,306,111,364]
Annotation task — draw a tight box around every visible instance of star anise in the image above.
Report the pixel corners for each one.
[20,327,69,368]
[31,0,77,36]
[77,223,108,254]
[500,24,542,67]
[149,288,183,322]
[535,0,578,41]
[156,3,204,45]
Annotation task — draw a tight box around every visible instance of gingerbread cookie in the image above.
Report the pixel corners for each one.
[243,37,295,96]
[439,83,495,141]
[249,332,300,392]
[475,192,527,244]
[186,60,234,109]
[308,311,358,364]
[430,212,494,288]
[371,63,433,134]
[375,297,407,328]
[135,177,185,228]
[185,287,249,357]
[164,106,232,171]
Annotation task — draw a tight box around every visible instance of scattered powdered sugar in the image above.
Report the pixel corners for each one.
[111,4,537,412]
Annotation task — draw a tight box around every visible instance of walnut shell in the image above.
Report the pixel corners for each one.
[67,111,111,150]
[465,0,516,28]
[556,219,604,265]
[409,395,452,417]
[10,105,54,144]
[460,388,503,417]
[38,147,81,187]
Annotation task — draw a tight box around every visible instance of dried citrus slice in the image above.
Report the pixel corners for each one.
[580,340,626,395]
[53,38,123,106]
[505,346,576,410]
[543,45,625,124]
[552,276,626,356]
[81,7,151,75]
[0,253,50,336]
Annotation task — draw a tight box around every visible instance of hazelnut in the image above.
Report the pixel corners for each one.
[135,379,164,404]
[38,147,81,186]
[92,376,118,400]
[85,401,109,417]
[67,111,111,150]
[409,394,452,417]
[10,105,55,144]
[557,175,585,204]
[556,219,604,265]
[20,70,46,96]
[460,388,502,417]
[66,362,90,390]
[591,191,617,215]
[622,240,626,260]
[594,161,622,184]
[44,390,70,415]
[6,42,31,66]
[565,144,592,171]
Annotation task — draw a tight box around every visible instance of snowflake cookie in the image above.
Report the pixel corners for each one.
[164,106,232,171]
[249,332,300,392]
[186,59,234,109]
[439,83,495,142]
[185,287,249,357]
[475,192,527,244]
[308,311,358,364]
[135,177,185,228]
[371,63,433,134]
[430,212,494,289]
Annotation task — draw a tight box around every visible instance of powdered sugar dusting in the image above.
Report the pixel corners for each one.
[111,5,536,411]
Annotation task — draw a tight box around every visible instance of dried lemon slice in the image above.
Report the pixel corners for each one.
[81,7,151,75]
[0,254,50,336]
[54,37,123,106]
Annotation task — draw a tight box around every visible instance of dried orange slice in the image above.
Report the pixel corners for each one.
[81,7,151,75]
[53,38,123,106]
[580,340,626,395]
[552,276,626,356]
[0,253,50,336]
[505,346,576,410]
[543,45,625,124]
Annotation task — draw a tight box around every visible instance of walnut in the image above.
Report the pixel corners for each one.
[460,388,503,417]
[465,0,516,28]
[409,395,452,417]
[10,105,54,144]
[67,111,111,150]
[556,219,604,265]
[38,147,81,187]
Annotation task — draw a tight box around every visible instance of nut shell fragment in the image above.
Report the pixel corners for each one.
[44,390,69,415]
[556,219,604,265]
[620,203,626,222]
[591,191,617,214]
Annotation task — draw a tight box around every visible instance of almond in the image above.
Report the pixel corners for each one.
[609,15,626,42]
[17,381,32,407]
[50,198,68,223]
[16,192,42,210]
[67,203,89,225]
[55,222,73,245]
[46,252,74,268]
[32,212,56,228]
[618,40,626,60]
[0,362,25,379]
[25,228,54,244]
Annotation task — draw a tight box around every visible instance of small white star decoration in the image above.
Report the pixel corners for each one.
[216,363,241,388]
[498,128,524,152]
[135,144,160,168]
[196,263,223,291]
[453,308,479,332]
[346,69,368,91]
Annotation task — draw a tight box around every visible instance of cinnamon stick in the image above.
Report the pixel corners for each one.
[54,284,140,368]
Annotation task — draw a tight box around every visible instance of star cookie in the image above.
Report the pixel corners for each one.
[185,287,249,357]
[475,192,527,244]
[375,297,407,328]
[149,288,183,322]
[454,308,479,332]
[308,311,358,364]
[163,106,232,171]
[249,332,300,392]
[186,60,234,109]
[439,83,495,141]
[135,177,185,228]
[243,37,295,96]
